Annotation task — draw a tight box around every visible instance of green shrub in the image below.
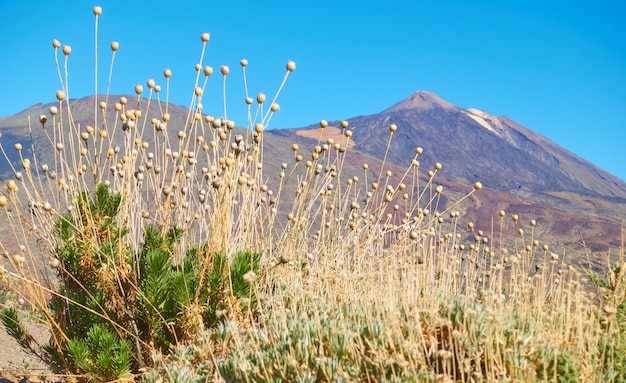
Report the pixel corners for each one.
[3,183,260,380]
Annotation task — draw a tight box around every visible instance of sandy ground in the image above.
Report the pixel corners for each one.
[0,313,57,383]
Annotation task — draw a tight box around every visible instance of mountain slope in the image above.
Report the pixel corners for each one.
[272,90,626,254]
[1,93,624,256]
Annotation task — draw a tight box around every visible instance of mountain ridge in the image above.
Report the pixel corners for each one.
[1,92,624,255]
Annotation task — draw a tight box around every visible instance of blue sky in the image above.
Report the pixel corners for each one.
[1,0,625,182]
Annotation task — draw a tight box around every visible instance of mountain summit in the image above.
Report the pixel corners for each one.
[382,91,457,112]
[274,91,626,252]
[346,91,625,199]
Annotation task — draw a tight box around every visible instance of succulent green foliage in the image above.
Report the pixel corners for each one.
[67,324,132,382]
[229,250,260,305]
[3,184,261,380]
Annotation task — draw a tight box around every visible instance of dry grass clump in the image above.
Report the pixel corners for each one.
[0,5,625,383]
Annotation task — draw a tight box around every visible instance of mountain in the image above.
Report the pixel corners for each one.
[272,91,626,256]
[1,92,624,260]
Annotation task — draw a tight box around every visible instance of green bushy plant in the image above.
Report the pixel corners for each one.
[3,183,260,380]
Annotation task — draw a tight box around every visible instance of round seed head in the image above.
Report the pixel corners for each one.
[201,32,210,42]
[111,41,119,51]
[93,6,102,15]
[270,103,280,112]
[473,182,483,190]
[0,195,7,207]
[120,96,128,105]
[62,45,71,55]
[135,84,143,95]
[416,147,423,155]
[256,93,266,104]
[147,79,155,89]
[221,65,230,75]
[240,59,248,67]
[39,114,47,125]
[530,219,536,227]
[56,90,65,101]
[164,68,172,78]
[255,123,264,133]
[434,162,442,170]
[389,124,397,132]
[52,39,61,48]
[50,106,58,115]
[14,143,22,151]
[99,101,107,110]
[195,87,202,96]
[341,120,349,128]
[320,120,328,129]
[499,210,505,218]
[286,60,296,71]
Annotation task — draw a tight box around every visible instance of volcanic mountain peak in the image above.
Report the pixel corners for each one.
[382,90,457,113]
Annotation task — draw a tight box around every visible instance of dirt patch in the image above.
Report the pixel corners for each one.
[295,126,356,148]
[0,311,56,383]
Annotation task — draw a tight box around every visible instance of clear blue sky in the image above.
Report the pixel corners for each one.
[1,1,625,182]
